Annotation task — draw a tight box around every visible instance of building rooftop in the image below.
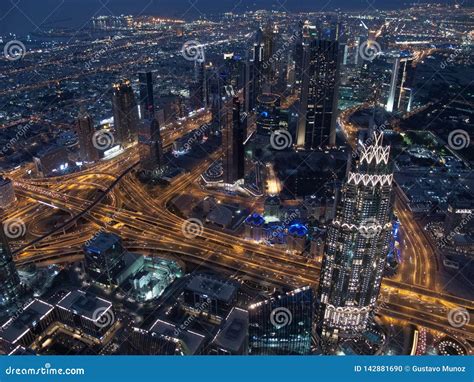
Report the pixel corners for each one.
[211,307,248,353]
[84,232,123,254]
[185,274,238,303]
[34,144,66,159]
[207,205,233,227]
[0,299,54,344]
[56,290,112,322]
[150,319,205,355]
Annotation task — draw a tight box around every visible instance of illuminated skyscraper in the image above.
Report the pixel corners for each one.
[296,35,340,150]
[385,53,415,113]
[112,79,139,148]
[139,117,164,173]
[256,93,280,134]
[76,110,99,163]
[191,61,207,110]
[138,71,155,120]
[83,232,126,287]
[248,287,313,355]
[243,57,256,112]
[0,224,21,308]
[317,132,394,347]
[222,97,245,184]
[261,24,275,86]
[252,24,275,97]
[294,21,317,90]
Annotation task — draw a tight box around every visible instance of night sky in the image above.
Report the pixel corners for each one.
[0,0,469,36]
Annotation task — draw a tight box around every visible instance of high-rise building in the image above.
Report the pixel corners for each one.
[0,223,21,308]
[261,24,275,87]
[76,110,99,163]
[221,97,246,184]
[138,117,164,173]
[248,286,313,355]
[83,232,126,287]
[138,71,155,120]
[207,67,224,126]
[33,145,69,177]
[252,24,275,98]
[0,177,16,209]
[190,61,207,110]
[294,21,317,90]
[385,52,415,113]
[256,93,281,134]
[317,132,394,348]
[112,79,139,148]
[296,36,340,150]
[243,57,256,112]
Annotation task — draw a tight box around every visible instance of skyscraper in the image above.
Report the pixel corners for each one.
[191,61,207,110]
[261,24,275,88]
[139,117,164,173]
[222,97,245,184]
[0,223,21,308]
[83,231,126,287]
[317,132,394,348]
[248,286,313,355]
[385,53,415,113]
[294,21,317,90]
[252,24,275,98]
[256,93,281,134]
[243,57,255,112]
[207,66,224,126]
[76,110,99,163]
[138,71,155,120]
[296,35,340,150]
[112,79,139,148]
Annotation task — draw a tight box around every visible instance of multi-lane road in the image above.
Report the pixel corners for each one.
[2,110,473,352]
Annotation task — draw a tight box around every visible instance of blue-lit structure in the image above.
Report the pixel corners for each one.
[288,223,308,237]
[256,94,280,134]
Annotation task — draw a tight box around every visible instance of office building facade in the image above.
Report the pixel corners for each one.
[317,132,394,347]
[112,79,139,148]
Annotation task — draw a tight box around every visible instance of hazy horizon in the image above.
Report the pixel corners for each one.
[1,0,470,36]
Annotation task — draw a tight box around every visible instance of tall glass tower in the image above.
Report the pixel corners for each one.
[138,71,155,120]
[76,110,99,163]
[0,224,21,308]
[222,97,245,184]
[248,287,313,355]
[316,132,394,347]
[112,79,139,148]
[296,31,340,150]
